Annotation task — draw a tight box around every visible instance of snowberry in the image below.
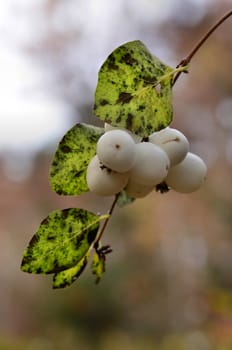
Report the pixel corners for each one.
[129,142,170,186]
[86,155,129,196]
[125,178,154,198]
[165,152,207,193]
[149,127,189,166]
[97,129,136,172]
[104,123,142,143]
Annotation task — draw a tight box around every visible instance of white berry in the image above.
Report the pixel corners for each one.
[125,178,154,198]
[104,123,142,143]
[86,155,129,196]
[149,127,189,166]
[165,152,207,193]
[129,142,170,186]
[97,129,136,172]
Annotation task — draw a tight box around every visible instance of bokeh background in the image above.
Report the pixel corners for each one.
[1,0,232,349]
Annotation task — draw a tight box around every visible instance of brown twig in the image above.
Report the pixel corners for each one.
[173,10,232,85]
[94,193,119,250]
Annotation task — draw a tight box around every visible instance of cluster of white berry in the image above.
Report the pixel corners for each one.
[86,123,207,198]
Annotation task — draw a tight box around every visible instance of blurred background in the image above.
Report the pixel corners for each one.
[1,0,232,349]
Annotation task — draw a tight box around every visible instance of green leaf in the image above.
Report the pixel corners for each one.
[53,252,90,289]
[91,251,105,284]
[50,123,104,195]
[21,208,106,274]
[94,40,174,137]
[117,190,135,207]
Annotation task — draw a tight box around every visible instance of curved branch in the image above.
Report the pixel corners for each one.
[173,10,232,85]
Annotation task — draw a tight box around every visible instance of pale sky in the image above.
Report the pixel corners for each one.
[0,0,214,156]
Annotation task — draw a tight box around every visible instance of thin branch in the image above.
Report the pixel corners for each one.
[173,10,232,85]
[94,193,119,250]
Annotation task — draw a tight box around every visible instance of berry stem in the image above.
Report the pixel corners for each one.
[94,193,119,250]
[173,9,232,85]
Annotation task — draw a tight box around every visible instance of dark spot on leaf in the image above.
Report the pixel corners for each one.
[117,92,133,104]
[61,145,71,153]
[47,233,56,241]
[75,232,85,249]
[116,115,122,123]
[106,54,119,71]
[62,209,70,220]
[144,76,157,85]
[53,255,88,289]
[75,170,84,178]
[100,99,109,106]
[21,255,31,268]
[52,259,63,274]
[56,189,64,195]
[137,104,146,111]
[87,227,98,245]
[35,267,43,274]
[156,123,166,131]
[126,113,133,130]
[121,53,138,66]
[74,255,89,279]
[41,217,49,226]
[146,123,153,132]
[74,209,87,222]
[108,62,119,70]
[28,234,39,248]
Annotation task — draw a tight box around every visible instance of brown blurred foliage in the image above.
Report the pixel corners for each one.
[1,1,232,349]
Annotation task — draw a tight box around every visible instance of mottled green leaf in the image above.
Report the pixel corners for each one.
[50,123,104,195]
[117,190,135,207]
[91,251,105,284]
[94,40,174,137]
[21,208,106,274]
[53,252,90,289]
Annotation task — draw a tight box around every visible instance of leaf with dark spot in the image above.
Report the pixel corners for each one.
[53,253,90,289]
[50,123,104,195]
[91,250,105,284]
[94,40,175,137]
[21,208,106,275]
[117,92,133,104]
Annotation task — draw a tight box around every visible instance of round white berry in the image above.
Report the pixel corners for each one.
[97,129,136,173]
[104,123,142,143]
[149,127,189,166]
[129,142,170,186]
[165,152,207,193]
[86,155,129,196]
[125,178,154,198]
